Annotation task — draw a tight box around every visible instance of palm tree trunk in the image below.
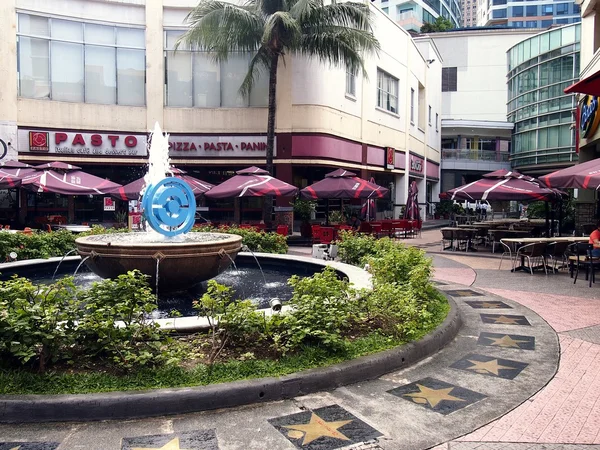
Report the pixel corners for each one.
[263,53,279,224]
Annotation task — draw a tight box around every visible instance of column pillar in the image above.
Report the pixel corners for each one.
[0,0,18,162]
[145,1,164,130]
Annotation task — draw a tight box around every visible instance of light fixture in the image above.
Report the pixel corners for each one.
[426,59,436,64]
[9,252,17,261]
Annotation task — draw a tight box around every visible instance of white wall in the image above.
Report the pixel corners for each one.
[425,29,537,122]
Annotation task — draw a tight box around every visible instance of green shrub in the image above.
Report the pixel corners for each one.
[337,231,378,266]
[192,225,287,254]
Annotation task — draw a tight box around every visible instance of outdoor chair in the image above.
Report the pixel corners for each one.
[568,243,600,287]
[379,221,393,238]
[358,222,372,234]
[276,225,288,236]
[453,229,473,252]
[320,227,335,245]
[544,241,570,273]
[499,239,520,270]
[515,242,548,275]
[441,229,454,251]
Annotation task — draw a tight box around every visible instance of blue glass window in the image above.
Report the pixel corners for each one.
[492,8,507,18]
[555,3,568,14]
[525,20,537,27]
[541,4,553,14]
[513,6,523,16]
[556,18,569,23]
[526,5,537,16]
[541,19,553,27]
[512,21,524,26]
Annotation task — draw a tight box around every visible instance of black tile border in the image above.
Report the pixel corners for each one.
[0,295,462,423]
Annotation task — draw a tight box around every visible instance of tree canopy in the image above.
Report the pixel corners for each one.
[420,16,455,33]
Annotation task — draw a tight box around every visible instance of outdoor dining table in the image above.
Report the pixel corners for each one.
[500,237,589,273]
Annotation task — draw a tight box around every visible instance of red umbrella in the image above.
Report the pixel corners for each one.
[539,158,600,190]
[111,167,214,201]
[404,180,421,221]
[446,177,557,202]
[483,169,536,182]
[300,169,389,199]
[204,166,298,199]
[20,162,122,195]
[0,170,22,189]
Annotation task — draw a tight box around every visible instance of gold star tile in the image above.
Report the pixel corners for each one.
[403,384,466,408]
[466,358,515,375]
[488,335,530,348]
[492,315,523,324]
[282,412,352,445]
[479,302,505,308]
[131,437,190,450]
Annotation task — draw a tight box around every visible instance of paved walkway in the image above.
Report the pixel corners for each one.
[1,229,599,450]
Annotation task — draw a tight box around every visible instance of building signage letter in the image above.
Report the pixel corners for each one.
[580,95,600,139]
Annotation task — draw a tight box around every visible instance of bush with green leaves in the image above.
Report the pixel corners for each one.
[192,224,287,254]
[0,270,175,372]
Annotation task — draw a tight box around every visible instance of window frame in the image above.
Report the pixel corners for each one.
[345,67,356,98]
[442,67,457,92]
[410,88,415,123]
[376,68,399,115]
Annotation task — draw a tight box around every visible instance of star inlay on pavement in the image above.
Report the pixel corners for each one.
[0,444,59,450]
[445,289,484,297]
[465,300,512,309]
[478,332,535,350]
[269,404,382,449]
[451,353,529,379]
[121,430,218,450]
[480,314,531,326]
[387,377,486,415]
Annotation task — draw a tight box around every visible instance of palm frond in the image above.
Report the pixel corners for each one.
[298,2,373,31]
[262,11,302,49]
[257,0,290,16]
[239,46,272,96]
[178,1,264,61]
[297,27,380,77]
[288,0,322,21]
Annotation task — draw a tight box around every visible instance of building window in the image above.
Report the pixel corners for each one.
[541,19,553,27]
[435,113,439,131]
[165,31,267,108]
[555,3,568,15]
[513,6,523,16]
[526,5,537,16]
[382,7,389,14]
[376,69,398,114]
[410,88,415,123]
[428,105,432,125]
[492,8,507,18]
[442,67,457,92]
[512,21,524,27]
[418,86,425,128]
[541,4,553,15]
[525,20,537,27]
[346,68,356,97]
[555,18,569,24]
[17,13,145,106]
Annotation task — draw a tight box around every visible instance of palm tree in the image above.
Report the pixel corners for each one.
[179,0,379,222]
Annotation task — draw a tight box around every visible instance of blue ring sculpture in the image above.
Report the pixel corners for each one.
[142,177,196,237]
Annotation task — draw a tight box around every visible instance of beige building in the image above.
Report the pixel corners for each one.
[462,0,477,27]
[0,0,442,225]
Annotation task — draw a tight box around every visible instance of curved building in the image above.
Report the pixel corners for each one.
[507,23,581,174]
[0,0,442,225]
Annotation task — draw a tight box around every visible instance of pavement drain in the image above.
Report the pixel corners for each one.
[450,353,529,379]
[480,314,531,326]
[477,332,536,350]
[464,301,512,309]
[386,377,487,415]
[0,444,60,450]
[445,289,484,297]
[268,404,382,450]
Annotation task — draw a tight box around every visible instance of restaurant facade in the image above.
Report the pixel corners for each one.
[0,0,442,225]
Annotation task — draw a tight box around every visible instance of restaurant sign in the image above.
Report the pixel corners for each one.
[580,95,600,139]
[18,129,148,157]
[409,156,424,174]
[384,147,395,170]
[168,135,275,158]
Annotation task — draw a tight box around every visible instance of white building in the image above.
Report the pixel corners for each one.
[416,28,537,192]
[477,0,581,28]
[0,0,442,225]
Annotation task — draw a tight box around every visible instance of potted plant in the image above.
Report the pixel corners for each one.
[114,211,128,229]
[328,210,345,225]
[292,199,317,237]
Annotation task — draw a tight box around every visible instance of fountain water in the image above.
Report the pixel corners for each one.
[75,123,242,292]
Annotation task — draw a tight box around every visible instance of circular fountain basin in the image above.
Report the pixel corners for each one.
[75,232,242,292]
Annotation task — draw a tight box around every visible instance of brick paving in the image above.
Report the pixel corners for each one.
[423,224,600,449]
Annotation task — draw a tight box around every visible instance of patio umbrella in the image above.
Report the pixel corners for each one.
[482,169,536,182]
[300,169,389,199]
[20,162,122,195]
[111,167,214,201]
[446,177,558,202]
[0,170,22,189]
[403,180,421,221]
[0,161,36,178]
[360,177,379,221]
[204,166,298,199]
[539,158,600,190]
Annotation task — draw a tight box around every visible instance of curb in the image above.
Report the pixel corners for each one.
[0,296,461,423]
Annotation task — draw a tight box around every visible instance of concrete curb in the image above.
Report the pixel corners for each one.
[0,295,461,423]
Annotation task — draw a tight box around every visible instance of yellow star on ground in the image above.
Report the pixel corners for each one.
[131,437,190,450]
[487,335,530,348]
[282,412,353,445]
[466,358,515,375]
[479,302,504,308]
[9,446,20,450]
[491,315,523,324]
[403,384,466,408]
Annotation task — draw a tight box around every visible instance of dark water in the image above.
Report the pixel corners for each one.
[3,257,323,318]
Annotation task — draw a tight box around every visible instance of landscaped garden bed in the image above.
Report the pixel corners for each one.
[0,232,448,395]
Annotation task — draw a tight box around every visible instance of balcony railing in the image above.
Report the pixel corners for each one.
[442,149,510,162]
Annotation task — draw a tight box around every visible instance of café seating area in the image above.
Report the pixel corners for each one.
[310,219,423,245]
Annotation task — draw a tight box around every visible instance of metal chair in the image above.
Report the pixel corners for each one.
[544,241,570,273]
[569,243,600,287]
[441,229,454,251]
[516,242,548,275]
[499,239,519,270]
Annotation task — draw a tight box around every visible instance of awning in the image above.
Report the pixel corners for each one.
[564,71,600,96]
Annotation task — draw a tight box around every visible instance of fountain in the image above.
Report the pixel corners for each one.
[75,123,242,292]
